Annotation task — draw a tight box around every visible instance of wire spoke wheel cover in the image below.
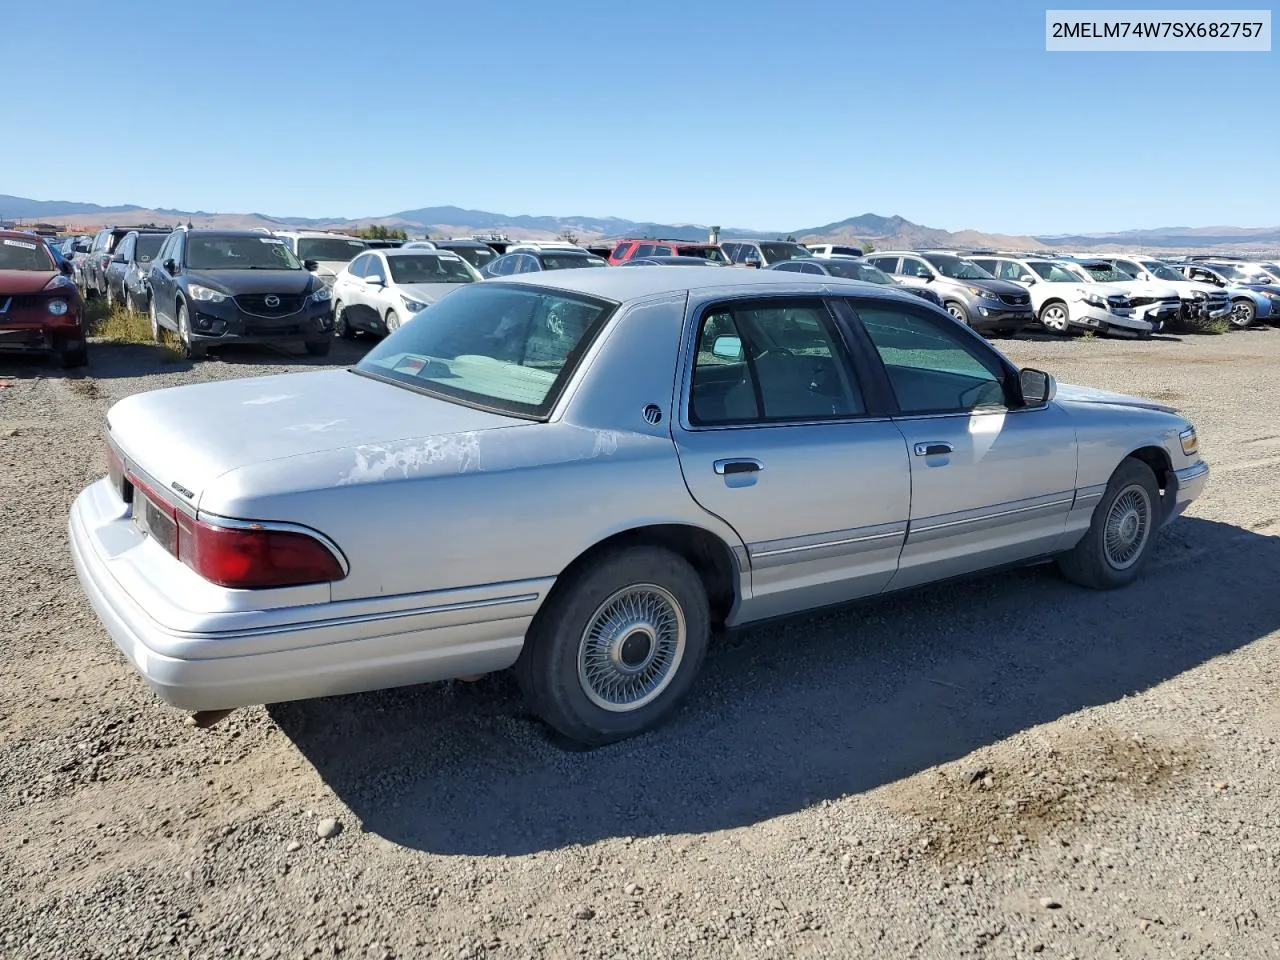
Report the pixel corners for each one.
[1103,484,1151,570]
[577,584,686,712]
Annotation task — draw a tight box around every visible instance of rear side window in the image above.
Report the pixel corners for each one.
[689,299,865,424]
[612,242,636,261]
[867,256,899,274]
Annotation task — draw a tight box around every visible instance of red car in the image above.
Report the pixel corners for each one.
[0,230,88,367]
[608,238,729,266]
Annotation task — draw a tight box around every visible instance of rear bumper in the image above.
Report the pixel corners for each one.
[68,478,548,711]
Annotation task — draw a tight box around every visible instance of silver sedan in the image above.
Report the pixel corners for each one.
[69,268,1209,745]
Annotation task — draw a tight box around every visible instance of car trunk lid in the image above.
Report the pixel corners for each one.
[105,369,523,510]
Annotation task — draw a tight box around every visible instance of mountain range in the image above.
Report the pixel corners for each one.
[3,194,1277,254]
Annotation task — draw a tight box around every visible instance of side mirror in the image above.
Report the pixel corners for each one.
[367,275,385,286]
[920,273,934,282]
[1019,274,1036,284]
[59,260,73,276]
[1019,368,1056,407]
[163,258,178,276]
[711,335,745,361]
[110,253,126,263]
[303,259,319,272]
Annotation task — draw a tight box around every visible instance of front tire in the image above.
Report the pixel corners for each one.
[1039,302,1071,334]
[55,336,89,369]
[384,309,401,334]
[1057,458,1160,590]
[515,546,711,746]
[176,302,206,360]
[1231,298,1256,328]
[944,301,969,325]
[334,301,357,340]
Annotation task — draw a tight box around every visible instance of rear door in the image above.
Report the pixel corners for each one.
[841,297,1078,590]
[671,295,911,621]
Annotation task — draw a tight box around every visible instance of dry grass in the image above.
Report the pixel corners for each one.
[85,302,183,361]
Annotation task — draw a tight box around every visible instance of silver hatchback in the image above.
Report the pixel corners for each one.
[70,268,1208,746]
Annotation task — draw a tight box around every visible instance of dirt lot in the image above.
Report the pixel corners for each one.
[2,326,1278,960]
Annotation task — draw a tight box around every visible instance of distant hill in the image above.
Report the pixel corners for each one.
[3,193,1276,253]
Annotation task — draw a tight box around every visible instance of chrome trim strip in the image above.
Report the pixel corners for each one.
[753,528,903,560]
[1175,461,1209,482]
[198,511,351,576]
[911,496,1075,535]
[1073,483,1107,505]
[192,592,541,640]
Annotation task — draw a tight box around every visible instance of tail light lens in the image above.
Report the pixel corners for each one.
[123,468,344,589]
[176,514,345,589]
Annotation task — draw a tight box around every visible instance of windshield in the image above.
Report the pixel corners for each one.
[1029,261,1083,283]
[387,253,477,284]
[297,237,367,263]
[924,254,993,280]
[677,245,729,264]
[759,242,810,263]
[187,235,302,271]
[541,254,607,270]
[822,259,892,283]
[355,283,616,418]
[441,245,496,269]
[1077,262,1131,283]
[134,234,166,263]
[1140,261,1184,282]
[0,236,56,271]
[1211,263,1271,283]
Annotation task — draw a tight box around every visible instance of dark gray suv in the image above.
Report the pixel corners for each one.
[864,251,1034,336]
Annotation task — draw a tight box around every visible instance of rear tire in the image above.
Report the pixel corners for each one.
[514,546,710,746]
[1057,458,1160,590]
[148,295,163,342]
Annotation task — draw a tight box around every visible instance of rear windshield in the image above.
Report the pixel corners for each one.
[298,237,367,262]
[0,236,55,271]
[386,253,476,284]
[354,283,616,418]
[135,234,166,263]
[541,254,607,270]
[677,245,729,264]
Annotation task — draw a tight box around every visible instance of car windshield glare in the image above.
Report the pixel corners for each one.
[187,236,303,270]
[354,283,616,418]
[387,254,476,284]
[134,235,166,263]
[925,254,992,280]
[824,260,891,283]
[1141,261,1184,281]
[297,238,367,262]
[0,237,56,271]
[758,243,810,263]
[1079,263,1129,283]
[1029,261,1081,283]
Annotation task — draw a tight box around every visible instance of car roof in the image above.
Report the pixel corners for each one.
[495,264,926,304]
[275,230,365,239]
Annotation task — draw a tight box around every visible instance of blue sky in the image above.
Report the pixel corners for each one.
[7,1,1277,234]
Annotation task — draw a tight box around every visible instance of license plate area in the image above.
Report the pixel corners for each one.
[133,488,178,554]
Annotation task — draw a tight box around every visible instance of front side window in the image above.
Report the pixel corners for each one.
[634,244,656,257]
[0,235,56,271]
[853,303,1009,413]
[355,284,616,418]
[346,253,371,277]
[897,257,932,279]
[689,299,864,425]
[185,235,302,271]
[116,235,136,260]
[772,261,806,273]
[365,254,387,282]
[677,245,728,263]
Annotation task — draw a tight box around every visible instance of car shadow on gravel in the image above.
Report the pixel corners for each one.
[269,515,1280,857]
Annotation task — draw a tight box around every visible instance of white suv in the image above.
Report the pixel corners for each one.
[273,231,369,287]
[967,254,1147,336]
[804,243,864,257]
[1105,256,1233,325]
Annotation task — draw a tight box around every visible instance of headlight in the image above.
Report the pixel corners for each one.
[47,299,69,316]
[188,283,227,303]
[1179,426,1199,456]
[43,274,75,291]
[1080,291,1106,308]
[1190,290,1207,300]
[401,295,428,312]
[310,286,332,303]
[967,286,1000,301]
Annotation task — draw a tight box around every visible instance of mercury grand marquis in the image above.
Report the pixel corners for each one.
[69,267,1209,745]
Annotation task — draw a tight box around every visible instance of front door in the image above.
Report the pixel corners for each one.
[843,298,1079,591]
[672,296,912,622]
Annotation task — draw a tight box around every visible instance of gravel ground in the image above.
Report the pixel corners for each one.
[1,326,1278,960]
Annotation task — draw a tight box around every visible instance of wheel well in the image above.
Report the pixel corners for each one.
[553,525,739,630]
[1125,446,1174,516]
[1040,297,1066,310]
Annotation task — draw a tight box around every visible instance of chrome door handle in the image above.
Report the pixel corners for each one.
[714,458,763,476]
[913,442,953,457]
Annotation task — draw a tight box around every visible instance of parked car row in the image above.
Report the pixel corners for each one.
[14,223,1280,367]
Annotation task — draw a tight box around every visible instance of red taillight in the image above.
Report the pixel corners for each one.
[177,514,344,589]
[122,466,343,589]
[106,442,128,502]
